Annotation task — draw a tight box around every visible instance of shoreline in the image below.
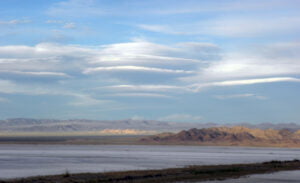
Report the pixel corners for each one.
[2,160,300,183]
[0,135,300,148]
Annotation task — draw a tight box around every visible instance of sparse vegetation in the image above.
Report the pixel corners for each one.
[63,170,70,178]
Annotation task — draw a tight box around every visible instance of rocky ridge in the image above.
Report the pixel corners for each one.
[141,126,300,147]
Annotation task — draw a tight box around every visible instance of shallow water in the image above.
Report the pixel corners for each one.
[0,144,299,179]
[198,170,300,183]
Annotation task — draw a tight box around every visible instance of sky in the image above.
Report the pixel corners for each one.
[0,0,300,123]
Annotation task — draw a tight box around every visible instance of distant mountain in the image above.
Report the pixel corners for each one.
[141,126,300,147]
[0,118,216,134]
[0,118,300,136]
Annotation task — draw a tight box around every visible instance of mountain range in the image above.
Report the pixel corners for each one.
[141,126,300,147]
[0,118,300,136]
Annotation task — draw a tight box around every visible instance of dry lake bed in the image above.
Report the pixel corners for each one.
[0,145,300,181]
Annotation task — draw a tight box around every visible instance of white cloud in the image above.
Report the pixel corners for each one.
[83,66,194,74]
[0,19,31,25]
[0,43,97,80]
[0,43,95,58]
[0,41,210,105]
[92,41,180,63]
[191,77,300,92]
[92,53,201,65]
[0,41,212,81]
[0,70,70,78]
[46,20,64,24]
[90,40,218,65]
[182,42,300,83]
[212,77,300,86]
[214,93,267,100]
[137,24,185,35]
[106,92,173,98]
[210,57,300,79]
[101,84,188,92]
[102,77,300,95]
[63,22,76,29]
[159,114,203,122]
[1,41,300,104]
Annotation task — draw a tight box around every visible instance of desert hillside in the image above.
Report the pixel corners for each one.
[141,126,300,147]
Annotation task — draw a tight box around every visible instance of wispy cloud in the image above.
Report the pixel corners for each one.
[159,114,203,122]
[0,41,213,82]
[1,41,300,97]
[47,0,106,17]
[101,77,300,95]
[106,92,173,98]
[62,22,76,29]
[214,93,267,100]
[83,66,194,74]
[1,0,300,121]
[47,0,298,17]
[0,79,109,106]
[191,77,300,92]
[137,16,300,37]
[212,77,300,86]
[137,24,185,35]
[101,84,188,92]
[0,43,95,81]
[46,20,64,24]
[68,94,111,106]
[0,70,70,78]
[182,42,300,83]
[201,16,300,37]
[90,40,215,65]
[0,19,31,25]
[46,20,76,29]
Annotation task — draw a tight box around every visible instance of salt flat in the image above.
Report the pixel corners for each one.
[0,145,300,179]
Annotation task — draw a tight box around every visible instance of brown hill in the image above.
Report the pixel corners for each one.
[141,126,300,147]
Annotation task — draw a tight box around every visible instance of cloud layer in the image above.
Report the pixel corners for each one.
[1,40,300,101]
[0,0,300,122]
